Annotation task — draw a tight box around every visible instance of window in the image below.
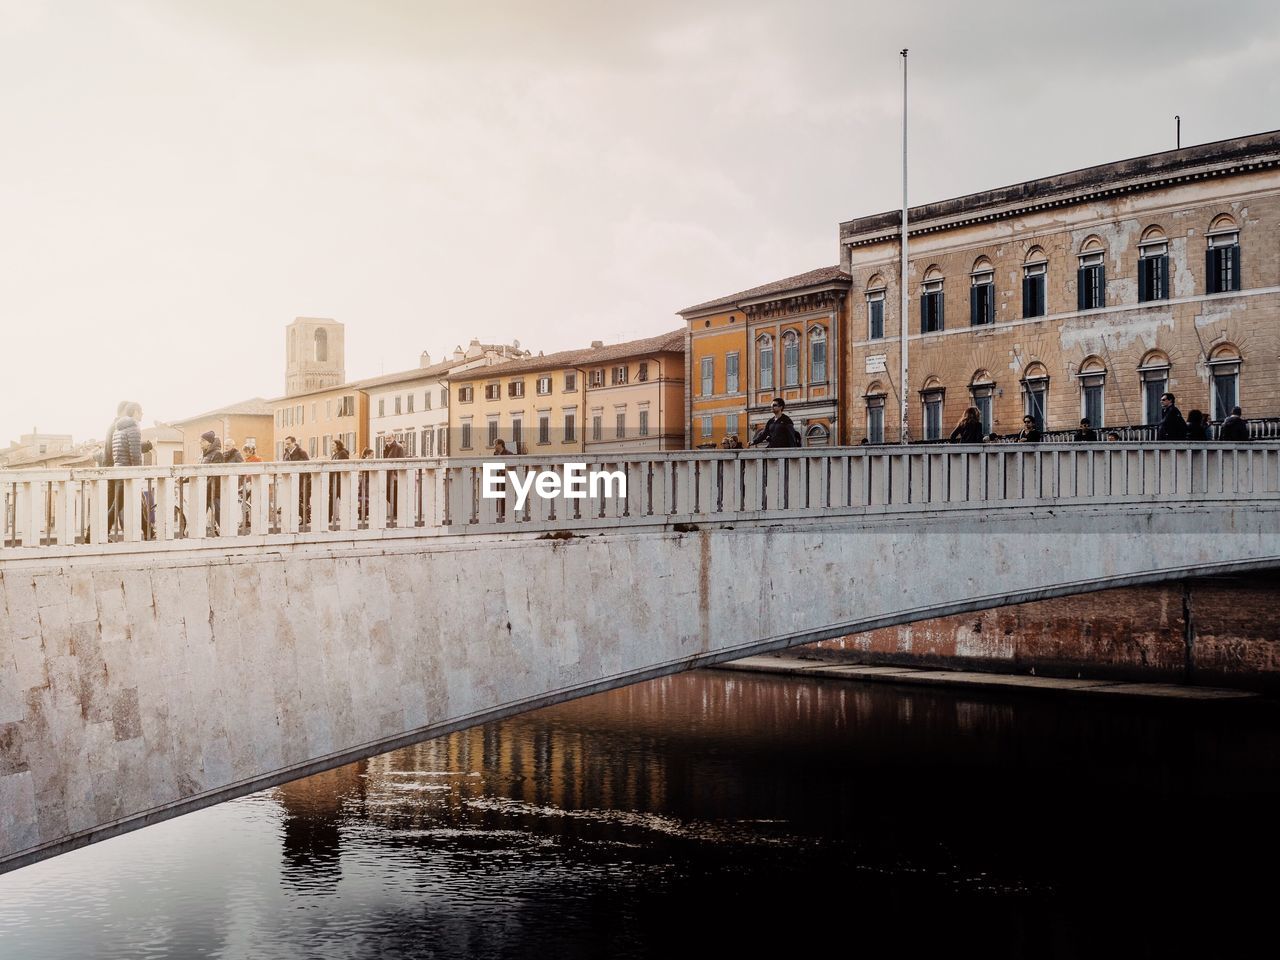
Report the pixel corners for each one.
[970,266,994,326]
[407,394,414,413]
[1139,229,1169,302]
[487,417,499,446]
[378,398,385,418]
[422,428,432,457]
[1209,346,1241,421]
[564,412,576,442]
[392,395,401,415]
[538,415,550,445]
[1078,358,1106,428]
[1022,364,1049,428]
[1206,222,1241,294]
[1023,255,1047,318]
[1078,241,1105,310]
[326,399,332,419]
[484,383,500,401]
[441,388,449,407]
[314,328,328,362]
[311,402,317,422]
[323,435,331,457]
[511,418,522,448]
[867,288,885,340]
[308,437,318,458]
[920,271,944,333]
[537,376,552,395]
[458,385,472,403]
[970,374,995,436]
[461,421,472,449]
[866,392,885,444]
[701,415,713,438]
[296,404,304,425]
[615,410,626,438]
[726,352,740,393]
[423,391,431,410]
[638,362,649,382]
[405,431,417,457]
[809,328,827,382]
[725,413,736,437]
[700,356,714,396]
[337,396,354,417]
[783,331,799,386]
[612,365,628,386]
[1139,353,1170,425]
[806,424,830,446]
[639,409,650,436]
[589,369,604,388]
[922,386,944,441]
[758,336,774,389]
[564,372,577,391]
[508,380,524,399]
[592,413,602,441]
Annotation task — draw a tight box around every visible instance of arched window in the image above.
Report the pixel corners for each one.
[809,325,827,382]
[866,274,886,340]
[288,328,296,363]
[314,327,328,362]
[1078,356,1107,428]
[1208,344,1242,420]
[1207,215,1241,294]
[1139,350,1171,425]
[921,266,944,333]
[1021,361,1049,428]
[1078,237,1105,311]
[1023,247,1047,318]
[757,334,774,391]
[1139,226,1169,302]
[969,370,995,435]
[865,381,886,443]
[782,330,799,387]
[920,375,945,440]
[805,423,830,447]
[970,257,994,326]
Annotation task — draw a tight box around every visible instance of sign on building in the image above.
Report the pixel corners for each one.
[865,354,887,374]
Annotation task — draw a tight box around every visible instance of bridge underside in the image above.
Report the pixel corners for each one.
[2,499,1279,873]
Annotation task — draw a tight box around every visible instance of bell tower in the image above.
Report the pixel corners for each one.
[285,317,345,396]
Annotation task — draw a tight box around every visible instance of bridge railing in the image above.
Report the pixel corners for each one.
[2,442,1279,552]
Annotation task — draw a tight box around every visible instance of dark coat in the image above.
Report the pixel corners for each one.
[285,446,309,462]
[1220,415,1250,442]
[1186,422,1209,442]
[751,414,800,448]
[1073,428,1098,442]
[222,447,244,464]
[383,439,405,458]
[201,439,224,465]
[1017,426,1042,443]
[949,421,983,443]
[1157,405,1188,441]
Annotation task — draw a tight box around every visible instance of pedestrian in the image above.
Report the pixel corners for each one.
[986,432,999,443]
[1220,406,1250,442]
[221,438,244,464]
[490,439,509,520]
[109,402,153,538]
[199,431,224,534]
[949,407,983,443]
[358,448,373,522]
[383,435,405,523]
[1105,431,1121,442]
[282,435,311,525]
[1186,410,1209,441]
[721,434,742,450]
[749,399,801,448]
[330,438,350,519]
[1156,393,1188,441]
[243,444,263,463]
[1017,415,1042,443]
[1073,418,1098,442]
[240,443,262,527]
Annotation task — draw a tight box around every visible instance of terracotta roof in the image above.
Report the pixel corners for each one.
[356,357,475,390]
[171,397,273,424]
[449,329,685,380]
[679,266,851,315]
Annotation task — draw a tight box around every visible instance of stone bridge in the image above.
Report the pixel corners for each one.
[2,442,1279,873]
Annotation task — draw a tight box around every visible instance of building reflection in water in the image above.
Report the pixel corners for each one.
[273,761,367,892]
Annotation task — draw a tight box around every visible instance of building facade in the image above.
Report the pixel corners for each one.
[268,386,366,460]
[170,399,274,465]
[447,331,685,457]
[839,131,1280,442]
[680,267,850,447]
[285,318,345,397]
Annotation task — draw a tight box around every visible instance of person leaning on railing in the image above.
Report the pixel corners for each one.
[949,407,983,443]
[1016,415,1042,443]
[1220,407,1250,442]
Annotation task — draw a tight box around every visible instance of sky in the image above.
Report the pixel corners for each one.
[2,0,1277,446]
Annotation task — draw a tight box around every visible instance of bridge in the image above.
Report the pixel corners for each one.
[2,442,1279,873]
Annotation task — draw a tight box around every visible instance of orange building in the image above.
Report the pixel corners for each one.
[680,267,850,447]
[169,398,274,464]
[267,385,368,461]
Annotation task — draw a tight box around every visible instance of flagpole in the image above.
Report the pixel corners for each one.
[899,48,910,444]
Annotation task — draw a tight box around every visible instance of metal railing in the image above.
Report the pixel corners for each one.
[2,443,1279,553]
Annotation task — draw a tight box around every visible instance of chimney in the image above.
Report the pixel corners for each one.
[453,345,464,362]
[591,340,604,349]
[419,350,432,368]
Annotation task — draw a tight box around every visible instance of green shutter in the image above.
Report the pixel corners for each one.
[1138,259,1149,302]
[1098,266,1106,307]
[1206,248,1218,293]
[1231,245,1241,291]
[1022,277,1032,318]
[1077,268,1086,311]
[1157,255,1168,299]
[937,292,944,331]
[970,285,979,326]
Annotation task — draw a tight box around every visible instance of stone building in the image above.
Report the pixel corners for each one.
[839,130,1280,441]
[285,317,345,397]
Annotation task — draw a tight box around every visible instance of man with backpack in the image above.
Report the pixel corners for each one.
[749,399,802,448]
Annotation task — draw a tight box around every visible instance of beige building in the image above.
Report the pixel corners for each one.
[170,399,274,465]
[0,433,96,469]
[268,385,366,460]
[839,130,1280,441]
[447,330,686,456]
[140,424,184,466]
[286,317,345,397]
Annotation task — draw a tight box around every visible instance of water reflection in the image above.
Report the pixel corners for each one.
[2,670,1278,959]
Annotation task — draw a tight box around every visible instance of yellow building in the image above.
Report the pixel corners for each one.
[680,267,851,447]
[267,385,367,460]
[447,330,686,456]
[170,398,275,464]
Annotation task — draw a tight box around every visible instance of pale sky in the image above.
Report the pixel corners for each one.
[2,0,1277,446]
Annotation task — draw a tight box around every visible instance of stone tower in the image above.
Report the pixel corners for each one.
[285,318,345,396]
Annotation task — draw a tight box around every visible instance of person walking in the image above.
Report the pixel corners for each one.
[490,439,509,520]
[382,435,405,523]
[330,438,350,519]
[749,399,801,448]
[243,444,263,463]
[1156,393,1187,441]
[1220,406,1250,442]
[199,431,224,534]
[949,407,983,443]
[358,448,373,522]
[1017,415,1042,443]
[1073,418,1098,442]
[1186,410,1209,441]
[282,435,311,525]
[109,402,152,538]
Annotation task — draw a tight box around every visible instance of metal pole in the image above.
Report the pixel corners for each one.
[1175,115,1181,149]
[899,48,910,444]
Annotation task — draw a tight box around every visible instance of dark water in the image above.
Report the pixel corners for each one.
[2,670,1279,959]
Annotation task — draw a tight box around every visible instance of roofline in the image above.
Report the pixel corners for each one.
[680,278,851,318]
[840,129,1280,247]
